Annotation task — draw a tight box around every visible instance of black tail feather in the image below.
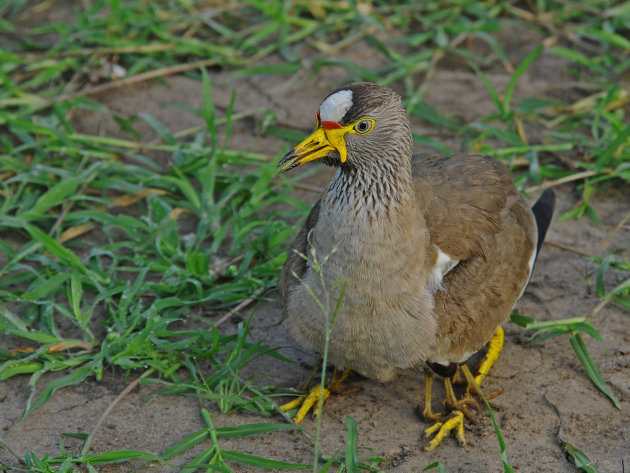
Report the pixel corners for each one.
[532,188,556,255]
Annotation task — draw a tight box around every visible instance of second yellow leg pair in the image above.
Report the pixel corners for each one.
[423,326,504,452]
[280,366,351,424]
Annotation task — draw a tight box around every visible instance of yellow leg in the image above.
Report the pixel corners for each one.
[474,326,504,387]
[328,367,351,393]
[461,364,484,398]
[461,364,504,410]
[443,377,458,409]
[280,368,350,424]
[423,369,442,421]
[299,362,320,391]
[444,376,477,421]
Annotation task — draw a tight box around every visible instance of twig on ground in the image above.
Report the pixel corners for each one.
[524,170,598,194]
[214,288,266,327]
[49,200,76,236]
[56,59,221,104]
[599,210,630,250]
[80,369,154,457]
[544,241,594,258]
[588,298,611,322]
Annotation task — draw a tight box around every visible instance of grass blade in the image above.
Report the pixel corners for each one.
[21,273,70,301]
[20,177,81,220]
[569,333,620,409]
[138,113,176,145]
[469,61,502,113]
[84,449,164,465]
[201,66,217,157]
[23,224,89,275]
[595,255,615,299]
[160,428,209,460]
[563,441,600,473]
[27,363,97,415]
[215,423,300,438]
[221,450,309,469]
[0,361,44,381]
[481,393,514,473]
[344,416,360,473]
[423,461,445,473]
[503,45,543,115]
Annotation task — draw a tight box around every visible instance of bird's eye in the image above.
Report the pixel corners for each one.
[354,119,373,134]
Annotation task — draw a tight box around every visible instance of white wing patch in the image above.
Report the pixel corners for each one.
[427,248,459,294]
[319,90,353,123]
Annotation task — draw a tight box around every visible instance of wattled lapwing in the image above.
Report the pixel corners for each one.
[277,82,555,450]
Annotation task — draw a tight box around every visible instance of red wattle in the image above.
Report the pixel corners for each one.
[322,121,342,130]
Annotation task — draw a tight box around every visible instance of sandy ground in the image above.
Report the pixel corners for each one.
[1,20,629,473]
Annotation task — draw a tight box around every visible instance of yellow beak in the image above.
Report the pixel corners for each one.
[277,126,349,174]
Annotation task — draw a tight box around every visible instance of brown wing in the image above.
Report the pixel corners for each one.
[412,153,517,259]
[412,153,538,361]
[278,199,321,314]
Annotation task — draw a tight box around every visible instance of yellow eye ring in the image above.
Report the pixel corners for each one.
[353,118,374,134]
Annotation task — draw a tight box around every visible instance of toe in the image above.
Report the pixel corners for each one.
[293,386,330,424]
[424,410,466,452]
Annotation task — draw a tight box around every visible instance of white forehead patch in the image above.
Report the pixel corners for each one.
[319,90,353,123]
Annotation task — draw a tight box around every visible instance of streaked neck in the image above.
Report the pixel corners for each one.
[324,157,414,222]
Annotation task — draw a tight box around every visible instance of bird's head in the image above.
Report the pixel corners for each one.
[277,83,412,174]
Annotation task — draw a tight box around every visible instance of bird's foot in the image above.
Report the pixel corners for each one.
[424,410,466,452]
[422,327,507,450]
[422,387,481,451]
[423,380,503,450]
[280,368,351,424]
[280,384,331,424]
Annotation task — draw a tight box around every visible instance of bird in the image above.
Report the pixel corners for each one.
[276,82,555,450]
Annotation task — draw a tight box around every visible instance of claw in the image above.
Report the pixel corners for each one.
[280,368,350,424]
[295,385,330,424]
[280,394,307,412]
[424,410,466,452]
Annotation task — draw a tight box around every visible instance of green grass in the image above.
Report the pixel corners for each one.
[1,0,629,471]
